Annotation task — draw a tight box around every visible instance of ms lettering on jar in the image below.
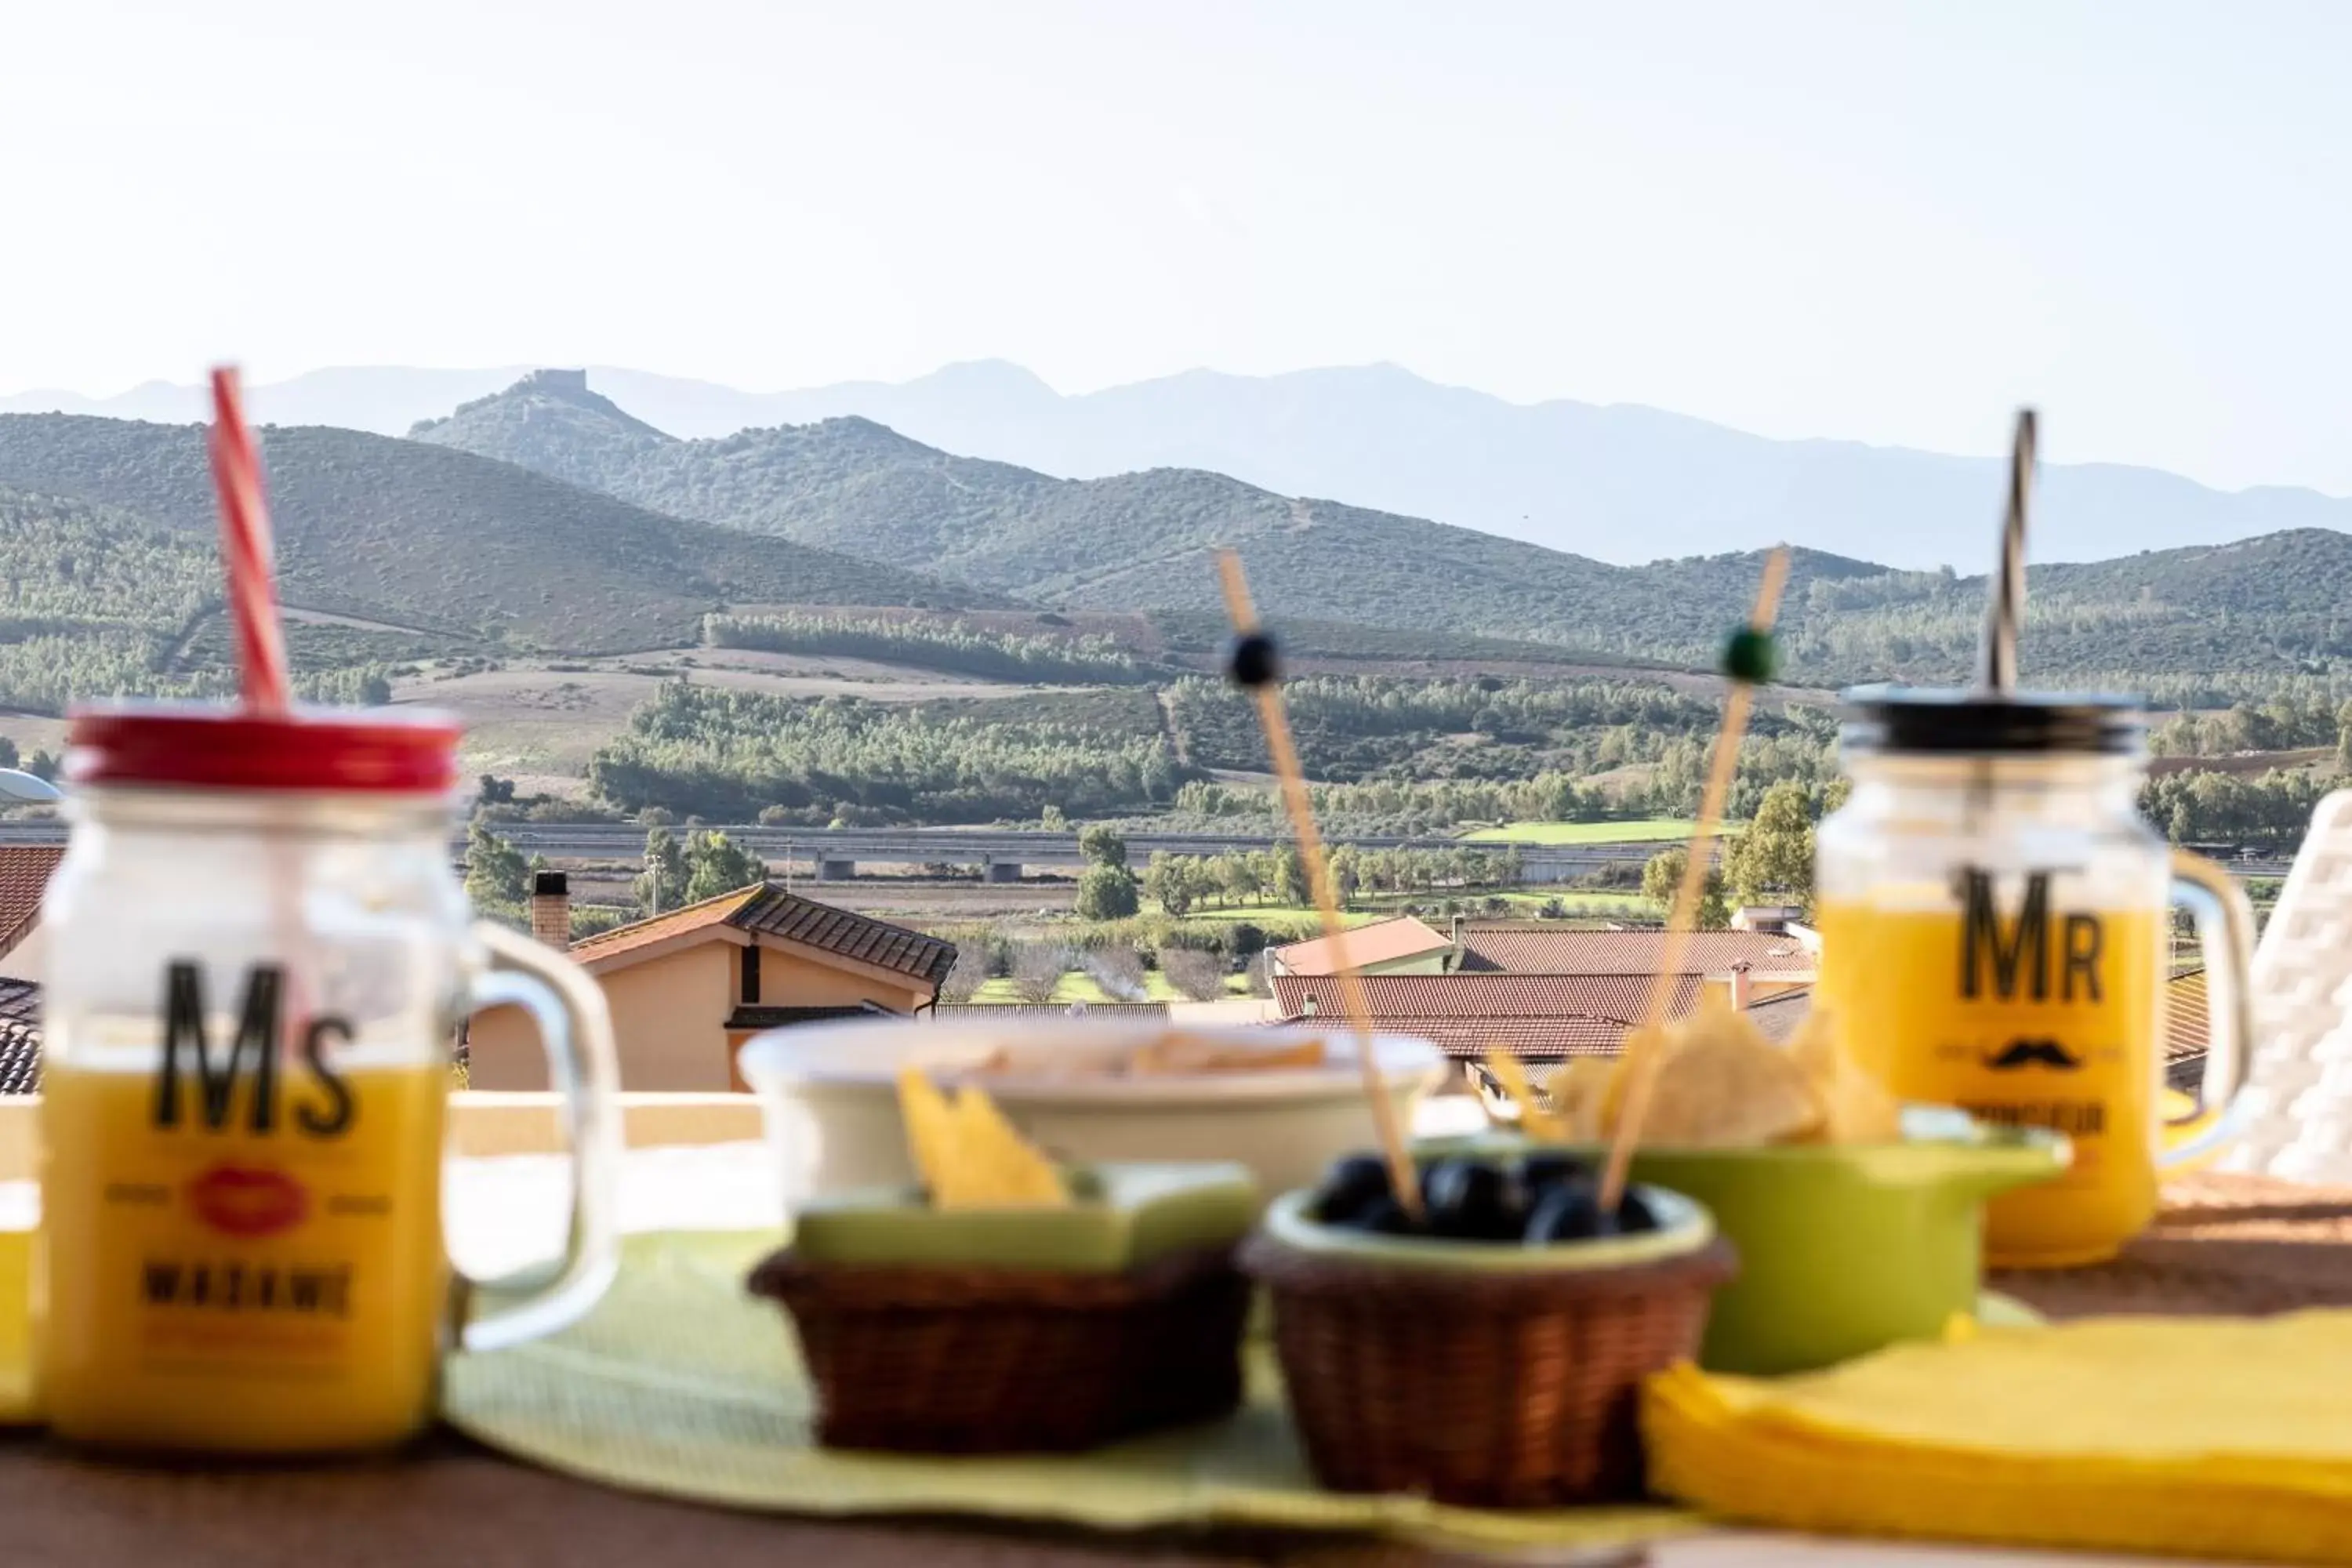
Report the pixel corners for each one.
[152,961,356,1138]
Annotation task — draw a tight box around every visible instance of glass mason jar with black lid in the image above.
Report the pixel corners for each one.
[1813,685,2255,1269]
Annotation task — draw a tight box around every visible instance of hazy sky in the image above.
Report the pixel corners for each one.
[5,1,2350,492]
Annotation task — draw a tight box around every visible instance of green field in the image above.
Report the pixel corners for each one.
[1462,818,1706,845]
[1172,906,1379,927]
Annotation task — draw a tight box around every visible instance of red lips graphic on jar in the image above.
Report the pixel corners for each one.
[186,1163,310,1238]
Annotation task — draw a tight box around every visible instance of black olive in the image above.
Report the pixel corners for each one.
[1517,1151,1591,1195]
[1314,1152,1395,1225]
[1422,1157,1525,1241]
[1224,630,1282,688]
[1614,1189,1659,1234]
[1525,1179,1618,1243]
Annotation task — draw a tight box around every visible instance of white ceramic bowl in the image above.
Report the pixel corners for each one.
[736,1017,1446,1210]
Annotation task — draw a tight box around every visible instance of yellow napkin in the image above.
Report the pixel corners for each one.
[1645,1312,2352,1563]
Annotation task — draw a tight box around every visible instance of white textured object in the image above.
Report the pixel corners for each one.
[2226,789,2352,1179]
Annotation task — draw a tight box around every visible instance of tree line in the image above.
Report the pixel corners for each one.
[706,612,1150,684]
[586,681,1185,823]
[1162,671,1773,780]
[1639,778,1831,926]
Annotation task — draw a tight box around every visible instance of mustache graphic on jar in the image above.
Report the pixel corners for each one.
[1982,1037,2085,1071]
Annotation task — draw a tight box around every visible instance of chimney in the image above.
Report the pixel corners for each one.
[1450,913,1465,946]
[530,871,571,948]
[1729,960,1753,1012]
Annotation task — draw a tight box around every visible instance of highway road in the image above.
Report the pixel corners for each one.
[0,818,2294,882]
[0,818,1660,879]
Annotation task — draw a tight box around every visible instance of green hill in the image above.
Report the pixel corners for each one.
[408,368,670,492]
[0,413,989,658]
[1784,529,2352,693]
[412,372,1887,667]
[0,487,227,710]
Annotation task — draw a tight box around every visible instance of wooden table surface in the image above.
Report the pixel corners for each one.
[0,1171,2327,1568]
[0,1428,2261,1568]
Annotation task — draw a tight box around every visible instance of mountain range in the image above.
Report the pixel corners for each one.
[407,370,2352,689]
[408,369,1851,663]
[14,362,2349,570]
[0,369,2346,715]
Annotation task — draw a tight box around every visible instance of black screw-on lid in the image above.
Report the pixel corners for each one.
[1838,685,2145,756]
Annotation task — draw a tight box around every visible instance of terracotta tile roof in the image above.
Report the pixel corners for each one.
[1744,987,1814,1044]
[0,978,39,1094]
[933,1003,1171,1019]
[731,887,956,985]
[1270,916,1451,977]
[2165,970,2212,1093]
[568,885,764,964]
[1457,927,1816,976]
[0,847,63,955]
[727,1002,895,1031]
[1272,972,1702,1022]
[1272,972,1709,1061]
[568,882,955,988]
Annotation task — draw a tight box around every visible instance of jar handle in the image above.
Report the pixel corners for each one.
[453,922,622,1352]
[2159,849,2257,1169]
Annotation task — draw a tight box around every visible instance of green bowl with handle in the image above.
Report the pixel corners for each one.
[1422,1110,2067,1375]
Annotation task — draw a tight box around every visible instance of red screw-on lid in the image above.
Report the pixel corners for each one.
[66,702,463,794]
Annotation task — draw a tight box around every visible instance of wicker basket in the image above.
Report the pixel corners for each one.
[748,1243,1249,1454]
[1242,1221,1737,1507]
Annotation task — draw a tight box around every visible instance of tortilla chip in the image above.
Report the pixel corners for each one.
[896,1066,1070,1208]
[1547,1055,1624,1142]
[1788,1010,1902,1144]
[898,1066,967,1200]
[1132,1032,1327,1075]
[1639,1009,1823,1147]
[946,1086,1071,1207]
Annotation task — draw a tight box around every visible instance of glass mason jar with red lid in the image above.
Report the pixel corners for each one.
[38,702,619,1454]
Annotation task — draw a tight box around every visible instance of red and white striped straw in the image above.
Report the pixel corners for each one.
[207,366,292,715]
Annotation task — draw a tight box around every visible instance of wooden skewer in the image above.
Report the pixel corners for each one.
[1216,550,1424,1224]
[1598,546,1792,1214]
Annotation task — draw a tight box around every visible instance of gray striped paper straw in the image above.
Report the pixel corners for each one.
[1977,408,2038,695]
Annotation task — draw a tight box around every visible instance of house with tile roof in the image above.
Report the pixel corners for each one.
[933,1003,1171,1022]
[1742,986,1815,1044]
[0,848,64,1092]
[0,978,38,1095]
[1266,916,1454,978]
[1455,926,1817,997]
[467,880,956,1092]
[2161,969,2217,1096]
[0,846,64,983]
[1271,972,1707,1062]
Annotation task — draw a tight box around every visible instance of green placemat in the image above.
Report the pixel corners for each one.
[442,1231,1701,1555]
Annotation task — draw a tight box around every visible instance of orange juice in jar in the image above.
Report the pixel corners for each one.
[37,706,621,1454]
[1813,690,2256,1268]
